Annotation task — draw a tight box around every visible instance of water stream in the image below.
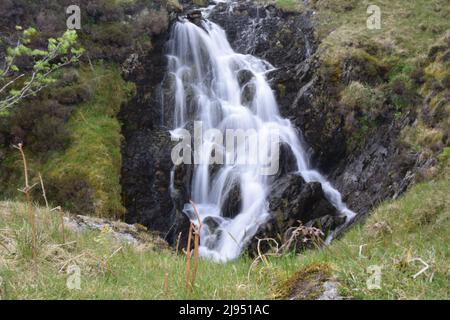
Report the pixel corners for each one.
[166,3,355,261]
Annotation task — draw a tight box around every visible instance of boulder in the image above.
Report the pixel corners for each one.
[247,173,340,254]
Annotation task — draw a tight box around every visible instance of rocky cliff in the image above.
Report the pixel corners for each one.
[120,0,449,251]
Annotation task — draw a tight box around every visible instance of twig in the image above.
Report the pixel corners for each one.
[359,244,367,258]
[409,257,429,279]
[247,238,279,281]
[0,73,25,94]
[0,239,11,254]
[51,206,66,244]
[108,246,123,259]
[58,252,85,273]
[279,221,324,253]
[51,206,65,240]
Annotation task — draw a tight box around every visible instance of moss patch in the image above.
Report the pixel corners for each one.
[41,63,134,218]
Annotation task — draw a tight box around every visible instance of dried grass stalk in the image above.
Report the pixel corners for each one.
[185,223,193,290]
[189,200,202,289]
[13,143,37,261]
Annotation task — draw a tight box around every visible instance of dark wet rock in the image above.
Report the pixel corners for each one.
[237,69,254,86]
[268,174,338,224]
[120,128,173,234]
[119,24,192,247]
[241,82,256,106]
[187,9,203,24]
[221,182,242,218]
[248,173,340,254]
[203,216,222,233]
[238,69,256,105]
[329,116,418,217]
[277,143,298,177]
[305,214,347,234]
[203,215,225,249]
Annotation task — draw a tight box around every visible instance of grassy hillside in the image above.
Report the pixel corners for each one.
[1,164,448,299]
[41,64,135,218]
[285,166,449,300]
[0,64,133,218]
[263,0,450,152]
[0,201,299,299]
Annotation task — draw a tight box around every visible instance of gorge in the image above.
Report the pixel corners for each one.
[120,0,423,259]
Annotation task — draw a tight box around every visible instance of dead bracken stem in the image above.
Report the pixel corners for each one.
[185,223,193,290]
[38,172,50,227]
[38,172,49,209]
[164,272,169,295]
[13,143,37,263]
[175,232,182,255]
[50,206,65,243]
[60,210,66,244]
[190,200,202,290]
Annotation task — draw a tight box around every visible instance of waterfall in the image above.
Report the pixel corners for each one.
[166,5,355,262]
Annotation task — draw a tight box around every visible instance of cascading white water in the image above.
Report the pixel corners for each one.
[167,5,355,262]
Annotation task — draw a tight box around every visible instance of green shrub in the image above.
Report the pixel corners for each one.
[340,81,384,114]
[438,147,450,167]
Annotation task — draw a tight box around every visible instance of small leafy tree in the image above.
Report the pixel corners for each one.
[0,27,84,116]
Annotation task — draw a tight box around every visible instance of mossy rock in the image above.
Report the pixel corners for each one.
[341,49,388,85]
[275,263,333,300]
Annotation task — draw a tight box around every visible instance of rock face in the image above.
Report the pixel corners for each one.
[119,30,191,246]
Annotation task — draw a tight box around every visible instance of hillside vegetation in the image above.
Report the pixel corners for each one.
[0,0,169,217]
[0,165,448,299]
[0,0,449,300]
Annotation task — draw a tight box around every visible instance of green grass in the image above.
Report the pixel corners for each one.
[276,0,302,12]
[40,63,134,218]
[1,166,448,299]
[0,201,302,299]
[292,170,450,299]
[307,0,449,149]
[311,0,449,54]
